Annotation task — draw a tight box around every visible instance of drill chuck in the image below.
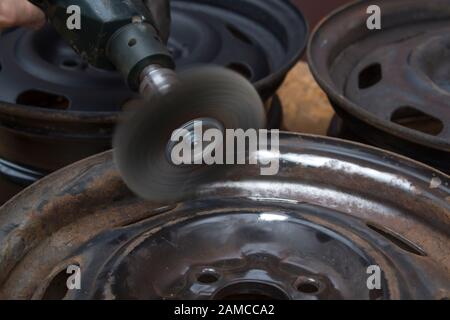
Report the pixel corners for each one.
[107,22,174,91]
[139,65,179,98]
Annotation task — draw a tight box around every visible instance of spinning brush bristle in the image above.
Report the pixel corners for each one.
[113,66,266,203]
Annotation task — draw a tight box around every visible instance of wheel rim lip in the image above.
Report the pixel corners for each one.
[1,131,448,217]
[245,0,309,95]
[307,0,450,152]
[0,100,118,124]
[1,132,448,217]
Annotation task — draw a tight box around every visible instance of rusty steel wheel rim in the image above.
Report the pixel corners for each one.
[0,133,448,300]
[308,0,450,173]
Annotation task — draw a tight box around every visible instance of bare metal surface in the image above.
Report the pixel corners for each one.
[139,65,179,98]
[0,133,448,299]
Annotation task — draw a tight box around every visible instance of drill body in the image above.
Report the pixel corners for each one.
[30,0,174,91]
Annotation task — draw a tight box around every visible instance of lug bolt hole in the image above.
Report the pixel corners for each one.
[197,269,220,284]
[61,59,79,68]
[295,277,322,295]
[128,39,137,47]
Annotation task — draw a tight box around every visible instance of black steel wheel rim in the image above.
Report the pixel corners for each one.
[170,0,308,100]
[308,0,450,163]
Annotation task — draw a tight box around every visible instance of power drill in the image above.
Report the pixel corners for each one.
[29,0,266,202]
[29,0,177,96]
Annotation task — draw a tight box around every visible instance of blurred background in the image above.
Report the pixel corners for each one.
[293,0,352,29]
[278,0,354,135]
